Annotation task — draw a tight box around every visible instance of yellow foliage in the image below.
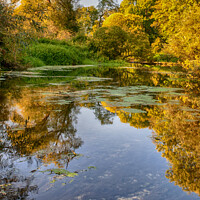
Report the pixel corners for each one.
[103,13,144,33]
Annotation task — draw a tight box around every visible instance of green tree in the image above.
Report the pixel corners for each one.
[93,26,128,59]
[102,13,152,60]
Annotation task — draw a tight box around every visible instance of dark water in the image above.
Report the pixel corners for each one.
[0,65,200,200]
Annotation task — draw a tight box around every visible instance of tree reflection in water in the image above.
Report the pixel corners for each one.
[98,67,200,196]
[0,82,83,198]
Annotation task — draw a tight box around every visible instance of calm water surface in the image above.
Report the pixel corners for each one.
[0,65,200,200]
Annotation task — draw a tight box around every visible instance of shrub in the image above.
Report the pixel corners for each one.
[28,43,83,65]
[21,56,45,67]
[71,34,89,45]
[153,53,178,62]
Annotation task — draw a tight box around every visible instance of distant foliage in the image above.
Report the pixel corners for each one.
[38,38,71,46]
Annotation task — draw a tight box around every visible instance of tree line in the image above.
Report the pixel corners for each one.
[0,0,199,68]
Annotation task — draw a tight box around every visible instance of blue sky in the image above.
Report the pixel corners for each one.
[80,0,122,7]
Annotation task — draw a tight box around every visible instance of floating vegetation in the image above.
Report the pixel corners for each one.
[10,127,25,131]
[3,71,43,77]
[181,107,200,112]
[76,76,112,82]
[55,99,73,105]
[40,165,96,185]
[28,65,95,71]
[41,169,78,177]
[88,166,97,170]
[121,108,147,114]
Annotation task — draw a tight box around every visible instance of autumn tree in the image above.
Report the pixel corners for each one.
[14,0,80,33]
[103,13,143,31]
[48,0,80,33]
[120,0,137,14]
[97,0,119,27]
[152,0,200,60]
[120,0,158,44]
[102,13,152,60]
[0,0,36,67]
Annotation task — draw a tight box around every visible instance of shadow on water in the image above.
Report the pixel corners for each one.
[0,65,200,199]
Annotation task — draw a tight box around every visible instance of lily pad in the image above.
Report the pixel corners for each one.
[42,169,78,177]
[76,77,112,82]
[28,65,95,71]
[121,108,147,114]
[88,166,96,169]
[10,128,25,131]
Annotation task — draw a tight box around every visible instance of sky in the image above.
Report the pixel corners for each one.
[80,0,122,7]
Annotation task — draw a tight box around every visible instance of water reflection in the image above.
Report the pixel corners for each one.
[0,82,84,198]
[0,66,200,199]
[151,104,200,195]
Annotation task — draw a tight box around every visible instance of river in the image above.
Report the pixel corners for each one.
[0,65,200,199]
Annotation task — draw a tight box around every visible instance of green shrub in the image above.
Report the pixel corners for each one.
[21,56,45,67]
[71,34,89,45]
[153,53,178,62]
[28,43,83,65]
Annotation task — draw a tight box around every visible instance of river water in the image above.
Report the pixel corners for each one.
[0,65,200,200]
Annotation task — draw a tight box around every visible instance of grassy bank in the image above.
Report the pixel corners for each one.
[20,38,127,68]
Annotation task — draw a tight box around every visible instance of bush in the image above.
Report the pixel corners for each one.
[28,43,83,65]
[21,56,45,67]
[71,33,89,45]
[153,53,178,62]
